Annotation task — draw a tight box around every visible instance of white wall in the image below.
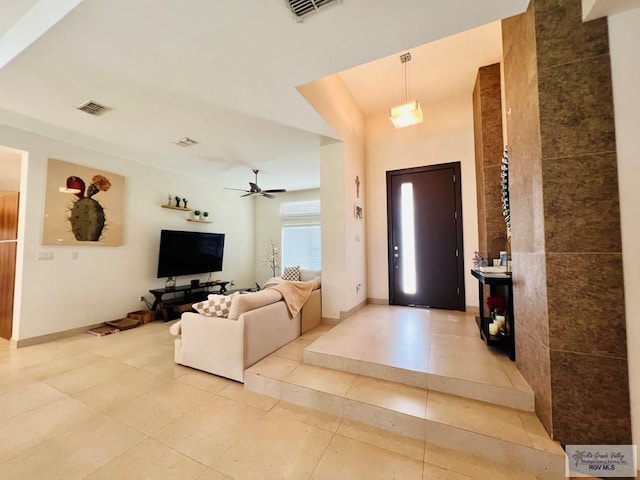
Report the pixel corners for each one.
[0,123,255,341]
[299,74,367,319]
[253,188,321,286]
[609,6,640,447]
[365,95,479,307]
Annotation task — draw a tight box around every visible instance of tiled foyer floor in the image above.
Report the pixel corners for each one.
[0,308,556,479]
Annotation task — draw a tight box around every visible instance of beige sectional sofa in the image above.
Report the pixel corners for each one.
[170,273,321,382]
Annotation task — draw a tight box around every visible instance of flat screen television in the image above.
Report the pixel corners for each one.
[157,230,225,278]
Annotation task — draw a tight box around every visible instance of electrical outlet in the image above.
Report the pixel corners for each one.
[37,251,54,261]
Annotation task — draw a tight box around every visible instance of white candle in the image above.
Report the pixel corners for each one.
[489,322,498,336]
[495,315,505,330]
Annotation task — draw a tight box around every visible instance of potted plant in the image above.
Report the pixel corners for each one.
[202,211,209,221]
[193,209,200,220]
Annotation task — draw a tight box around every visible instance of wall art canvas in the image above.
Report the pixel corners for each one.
[42,159,124,246]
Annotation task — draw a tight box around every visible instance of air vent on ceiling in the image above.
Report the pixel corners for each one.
[285,0,340,19]
[76,100,111,116]
[173,137,198,147]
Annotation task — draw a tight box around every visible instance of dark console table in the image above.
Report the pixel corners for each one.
[471,269,515,361]
[149,280,229,321]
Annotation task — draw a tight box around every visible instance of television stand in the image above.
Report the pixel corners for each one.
[149,280,229,322]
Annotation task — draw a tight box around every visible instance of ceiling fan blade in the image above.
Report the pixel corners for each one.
[261,193,275,199]
[241,192,255,197]
[263,189,287,193]
[224,187,251,192]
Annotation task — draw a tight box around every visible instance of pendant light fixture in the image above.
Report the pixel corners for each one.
[389,52,423,129]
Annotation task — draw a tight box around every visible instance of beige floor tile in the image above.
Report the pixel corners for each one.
[284,363,357,396]
[0,414,145,480]
[16,350,107,380]
[211,414,334,480]
[84,438,207,480]
[423,463,475,479]
[338,418,425,461]
[197,469,234,480]
[153,396,266,466]
[310,434,424,480]
[43,358,138,394]
[140,357,191,378]
[267,400,343,433]
[376,319,434,348]
[306,333,373,359]
[273,337,313,361]
[245,354,300,380]
[0,396,99,462]
[110,381,217,434]
[177,369,235,393]
[426,392,531,446]
[71,367,170,412]
[300,323,334,341]
[431,317,479,338]
[424,443,539,480]
[345,375,427,418]
[218,381,279,411]
[0,380,67,422]
[428,347,513,387]
[119,342,175,368]
[518,413,565,455]
[360,341,430,373]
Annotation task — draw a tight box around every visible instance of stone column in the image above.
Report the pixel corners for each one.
[473,63,506,262]
[503,0,631,444]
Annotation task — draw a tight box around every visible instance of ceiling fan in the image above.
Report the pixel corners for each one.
[225,169,287,199]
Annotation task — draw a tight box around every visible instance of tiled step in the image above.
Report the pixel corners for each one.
[244,357,565,479]
[304,347,535,412]
[301,325,536,412]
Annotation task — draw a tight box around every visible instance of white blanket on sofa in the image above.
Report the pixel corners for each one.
[266,281,314,318]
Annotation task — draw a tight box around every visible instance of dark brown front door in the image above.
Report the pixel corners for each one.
[387,163,464,310]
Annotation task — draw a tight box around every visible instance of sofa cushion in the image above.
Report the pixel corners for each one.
[300,269,321,282]
[282,266,300,281]
[227,289,283,321]
[193,293,238,317]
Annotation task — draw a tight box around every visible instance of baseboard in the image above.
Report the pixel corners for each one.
[14,321,106,348]
[367,297,388,305]
[340,299,367,320]
[321,317,341,326]
[466,305,479,314]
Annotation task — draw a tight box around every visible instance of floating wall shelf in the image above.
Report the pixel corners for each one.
[161,205,191,212]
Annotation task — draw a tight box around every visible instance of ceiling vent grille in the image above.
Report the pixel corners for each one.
[76,100,111,116]
[285,0,339,19]
[173,137,198,147]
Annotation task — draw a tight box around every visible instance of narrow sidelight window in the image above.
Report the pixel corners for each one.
[400,182,417,294]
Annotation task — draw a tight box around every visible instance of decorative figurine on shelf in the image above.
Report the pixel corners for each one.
[182,198,188,208]
[175,195,181,208]
[167,194,172,206]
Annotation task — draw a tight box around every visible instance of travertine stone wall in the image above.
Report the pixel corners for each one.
[473,63,505,261]
[502,0,631,444]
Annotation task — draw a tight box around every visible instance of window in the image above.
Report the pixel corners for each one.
[281,200,321,270]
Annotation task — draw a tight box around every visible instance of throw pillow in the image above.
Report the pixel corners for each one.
[282,266,300,281]
[193,293,238,318]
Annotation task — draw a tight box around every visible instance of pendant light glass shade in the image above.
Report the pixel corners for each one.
[389,101,423,128]
[390,52,423,129]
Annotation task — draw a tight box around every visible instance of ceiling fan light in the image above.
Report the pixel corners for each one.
[389,101,423,128]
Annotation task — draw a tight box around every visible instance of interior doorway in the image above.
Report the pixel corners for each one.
[386,162,465,310]
[0,146,23,340]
